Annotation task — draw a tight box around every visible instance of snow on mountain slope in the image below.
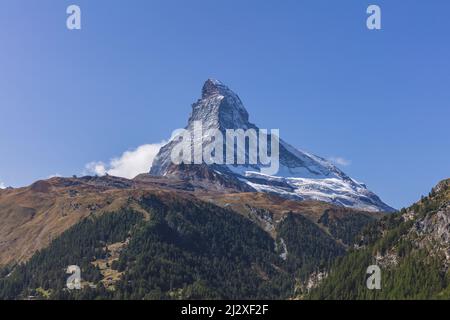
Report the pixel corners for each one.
[150,79,395,212]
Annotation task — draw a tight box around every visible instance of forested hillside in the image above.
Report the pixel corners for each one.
[0,191,377,300]
[308,179,450,300]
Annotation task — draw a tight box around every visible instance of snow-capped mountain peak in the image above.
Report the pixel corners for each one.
[189,79,252,132]
[150,80,395,212]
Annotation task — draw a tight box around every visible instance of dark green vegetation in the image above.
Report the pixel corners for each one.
[0,210,143,300]
[277,214,345,278]
[318,210,376,246]
[0,194,377,300]
[308,180,450,300]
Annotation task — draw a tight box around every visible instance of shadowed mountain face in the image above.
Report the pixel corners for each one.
[150,79,394,212]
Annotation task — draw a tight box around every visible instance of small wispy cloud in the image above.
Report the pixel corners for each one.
[84,142,165,179]
[328,156,352,167]
[84,162,107,177]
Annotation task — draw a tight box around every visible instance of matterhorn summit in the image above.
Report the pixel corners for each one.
[150,79,394,212]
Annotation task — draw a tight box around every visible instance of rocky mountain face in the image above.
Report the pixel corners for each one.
[308,179,450,299]
[150,79,394,213]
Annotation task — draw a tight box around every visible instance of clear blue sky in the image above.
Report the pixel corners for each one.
[0,0,449,209]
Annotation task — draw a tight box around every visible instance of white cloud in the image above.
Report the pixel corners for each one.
[0,181,5,189]
[84,142,165,179]
[84,162,107,177]
[328,156,351,166]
